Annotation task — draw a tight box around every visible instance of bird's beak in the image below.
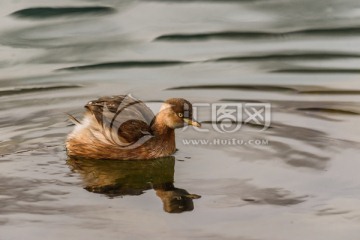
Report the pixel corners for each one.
[183,118,201,127]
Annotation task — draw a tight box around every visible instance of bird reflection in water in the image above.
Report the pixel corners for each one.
[67,156,200,213]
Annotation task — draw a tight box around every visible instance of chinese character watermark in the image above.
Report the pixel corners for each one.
[183,102,271,133]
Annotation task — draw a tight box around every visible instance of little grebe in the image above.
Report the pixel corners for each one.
[66,95,200,160]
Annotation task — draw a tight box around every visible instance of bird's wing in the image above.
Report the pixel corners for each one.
[85,94,155,147]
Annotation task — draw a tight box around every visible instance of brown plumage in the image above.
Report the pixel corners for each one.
[66,95,200,160]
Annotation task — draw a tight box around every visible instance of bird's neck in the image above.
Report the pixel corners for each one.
[150,115,176,157]
[151,115,175,137]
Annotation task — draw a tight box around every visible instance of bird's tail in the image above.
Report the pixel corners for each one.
[66,113,81,125]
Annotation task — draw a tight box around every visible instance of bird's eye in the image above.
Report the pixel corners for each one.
[178,113,183,118]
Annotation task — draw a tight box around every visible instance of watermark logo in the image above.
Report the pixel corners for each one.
[185,102,271,133]
[243,103,271,130]
[212,103,242,133]
[182,138,269,146]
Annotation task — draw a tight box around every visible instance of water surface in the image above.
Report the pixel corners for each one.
[1,0,360,239]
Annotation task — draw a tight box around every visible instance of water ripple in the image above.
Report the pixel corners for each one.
[297,107,360,115]
[57,60,189,71]
[0,85,82,97]
[155,26,360,41]
[10,6,115,19]
[272,67,360,74]
[212,52,360,62]
[166,84,360,94]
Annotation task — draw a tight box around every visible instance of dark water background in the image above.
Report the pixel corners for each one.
[1,0,360,239]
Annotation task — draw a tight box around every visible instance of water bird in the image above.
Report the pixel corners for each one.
[66,95,200,160]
